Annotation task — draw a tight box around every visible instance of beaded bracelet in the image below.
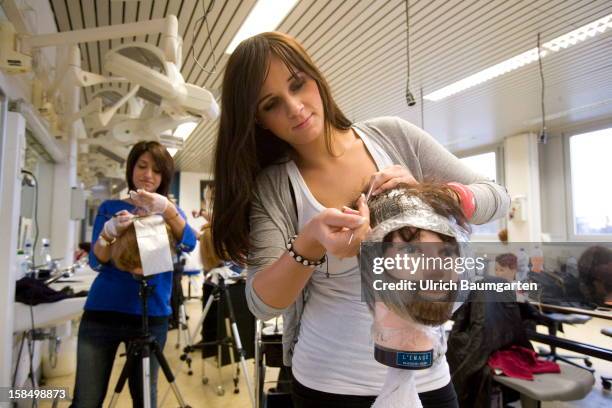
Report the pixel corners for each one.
[286,235,326,268]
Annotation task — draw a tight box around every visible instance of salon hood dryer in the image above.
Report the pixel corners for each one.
[104,42,219,122]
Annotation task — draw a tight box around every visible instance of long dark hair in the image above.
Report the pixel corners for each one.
[213,32,351,265]
[125,141,174,196]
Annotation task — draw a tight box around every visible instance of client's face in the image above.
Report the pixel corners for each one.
[386,228,458,325]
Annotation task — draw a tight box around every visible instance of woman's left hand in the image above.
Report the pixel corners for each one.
[369,165,418,196]
[129,189,169,214]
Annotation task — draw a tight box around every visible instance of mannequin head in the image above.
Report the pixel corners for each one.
[110,221,176,274]
[199,224,224,271]
[382,231,460,326]
[366,183,470,327]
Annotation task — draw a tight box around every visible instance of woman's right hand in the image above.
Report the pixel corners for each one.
[299,194,370,259]
[102,210,134,239]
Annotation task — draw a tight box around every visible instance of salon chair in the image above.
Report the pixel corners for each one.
[448,277,595,408]
[493,362,594,408]
[602,327,612,390]
[537,312,594,372]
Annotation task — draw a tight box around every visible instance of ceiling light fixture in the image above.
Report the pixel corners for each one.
[424,13,612,101]
[174,121,198,141]
[225,0,298,54]
[159,121,198,157]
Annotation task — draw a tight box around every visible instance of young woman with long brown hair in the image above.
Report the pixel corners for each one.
[71,141,196,407]
[212,32,509,407]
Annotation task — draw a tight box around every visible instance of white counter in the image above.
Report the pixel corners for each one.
[13,268,97,333]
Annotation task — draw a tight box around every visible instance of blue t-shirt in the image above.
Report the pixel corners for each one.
[85,199,197,316]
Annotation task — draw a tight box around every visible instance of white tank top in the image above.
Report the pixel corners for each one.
[286,128,451,395]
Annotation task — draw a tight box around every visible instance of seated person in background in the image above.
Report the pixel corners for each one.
[495,253,517,282]
[578,245,612,307]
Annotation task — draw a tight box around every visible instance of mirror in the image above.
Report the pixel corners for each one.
[18,131,55,266]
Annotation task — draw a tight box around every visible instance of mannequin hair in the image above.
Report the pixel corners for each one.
[110,221,176,272]
[367,182,469,233]
[200,224,224,271]
[366,182,468,326]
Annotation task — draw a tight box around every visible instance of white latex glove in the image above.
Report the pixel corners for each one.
[129,189,169,214]
[103,210,134,238]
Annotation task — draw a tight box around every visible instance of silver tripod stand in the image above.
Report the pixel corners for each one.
[108,276,190,408]
[180,267,255,407]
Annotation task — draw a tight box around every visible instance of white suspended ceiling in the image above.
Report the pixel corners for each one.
[48,0,612,173]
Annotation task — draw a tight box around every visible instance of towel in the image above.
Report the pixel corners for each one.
[488,345,560,380]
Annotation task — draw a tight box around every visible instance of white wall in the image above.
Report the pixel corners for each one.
[179,171,213,232]
[0,1,79,391]
[539,135,569,241]
[504,133,542,242]
[0,112,26,388]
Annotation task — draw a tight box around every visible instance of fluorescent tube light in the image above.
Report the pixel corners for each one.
[174,121,198,141]
[424,13,612,101]
[225,0,298,54]
[166,121,197,156]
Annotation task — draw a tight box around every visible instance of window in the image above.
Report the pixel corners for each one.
[459,151,501,236]
[569,128,612,236]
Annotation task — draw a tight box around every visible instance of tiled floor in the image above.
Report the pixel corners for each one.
[40,277,271,408]
[39,278,612,407]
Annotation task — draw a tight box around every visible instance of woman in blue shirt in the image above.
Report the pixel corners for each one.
[71,141,196,407]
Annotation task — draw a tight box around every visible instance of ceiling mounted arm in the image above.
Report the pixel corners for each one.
[47,46,127,95]
[97,85,140,127]
[21,15,180,63]
[104,42,219,121]
[111,112,198,145]
[68,85,142,133]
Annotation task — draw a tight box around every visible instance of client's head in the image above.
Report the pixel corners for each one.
[366,183,470,326]
[110,220,176,274]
